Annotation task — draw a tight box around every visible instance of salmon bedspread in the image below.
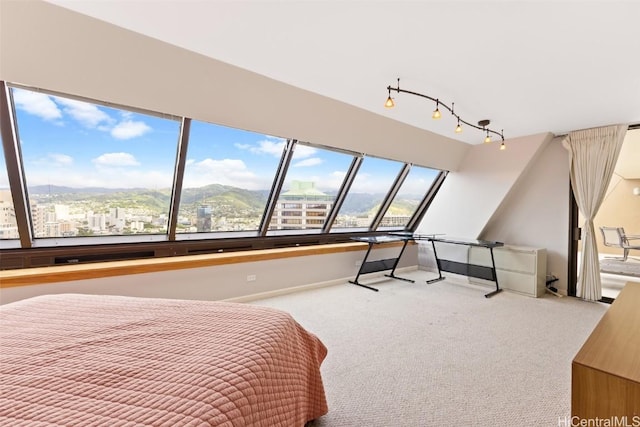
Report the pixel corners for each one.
[0,294,328,426]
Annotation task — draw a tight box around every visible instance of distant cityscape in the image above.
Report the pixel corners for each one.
[0,181,418,240]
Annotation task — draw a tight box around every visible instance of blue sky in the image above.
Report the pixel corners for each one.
[4,86,438,195]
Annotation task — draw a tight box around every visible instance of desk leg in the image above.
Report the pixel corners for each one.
[426,239,446,284]
[385,239,415,283]
[484,247,503,298]
[349,243,380,292]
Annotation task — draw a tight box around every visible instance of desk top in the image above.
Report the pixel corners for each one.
[388,231,443,240]
[429,236,504,248]
[389,233,503,248]
[350,235,408,244]
[573,281,640,383]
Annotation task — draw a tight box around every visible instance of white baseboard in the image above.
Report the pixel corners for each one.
[224,266,419,303]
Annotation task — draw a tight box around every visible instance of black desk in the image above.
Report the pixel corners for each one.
[349,235,414,291]
[424,236,504,298]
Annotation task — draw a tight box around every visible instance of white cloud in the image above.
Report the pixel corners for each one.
[182,158,268,190]
[292,157,323,167]
[398,177,432,196]
[54,97,113,128]
[351,172,389,193]
[111,120,151,140]
[12,89,62,121]
[48,153,73,167]
[237,136,287,157]
[291,144,317,159]
[321,170,348,190]
[92,152,140,167]
[24,167,173,189]
[29,153,74,168]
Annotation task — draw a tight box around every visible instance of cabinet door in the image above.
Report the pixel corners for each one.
[497,269,538,296]
[494,249,536,274]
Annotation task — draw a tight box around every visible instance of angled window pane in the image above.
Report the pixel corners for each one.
[0,149,19,240]
[267,143,353,233]
[177,120,284,234]
[379,165,440,229]
[10,86,180,239]
[333,156,404,230]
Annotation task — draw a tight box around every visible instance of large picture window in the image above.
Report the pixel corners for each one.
[333,156,405,231]
[177,120,285,235]
[0,82,446,267]
[267,143,353,233]
[10,86,181,239]
[380,165,440,229]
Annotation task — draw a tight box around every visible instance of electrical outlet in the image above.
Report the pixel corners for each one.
[246,274,256,282]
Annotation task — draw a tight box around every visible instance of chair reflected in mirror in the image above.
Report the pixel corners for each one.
[600,226,640,261]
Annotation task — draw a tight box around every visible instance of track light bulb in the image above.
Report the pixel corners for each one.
[500,142,506,150]
[385,96,395,108]
[455,123,462,133]
[484,134,492,144]
[432,108,441,119]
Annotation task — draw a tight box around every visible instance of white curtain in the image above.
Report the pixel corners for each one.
[562,124,627,301]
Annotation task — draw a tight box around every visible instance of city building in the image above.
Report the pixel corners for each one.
[272,181,333,230]
[196,205,212,232]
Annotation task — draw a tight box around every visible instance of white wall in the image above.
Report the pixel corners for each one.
[480,137,571,294]
[418,132,553,237]
[415,133,576,294]
[0,244,418,304]
[0,0,468,172]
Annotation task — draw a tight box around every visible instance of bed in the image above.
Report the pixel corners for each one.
[0,294,328,426]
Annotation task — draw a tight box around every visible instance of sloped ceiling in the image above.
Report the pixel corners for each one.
[44,0,640,145]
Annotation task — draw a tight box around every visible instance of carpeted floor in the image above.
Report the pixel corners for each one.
[600,258,640,277]
[251,270,608,427]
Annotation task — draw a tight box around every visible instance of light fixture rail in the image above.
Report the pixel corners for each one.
[385,78,506,149]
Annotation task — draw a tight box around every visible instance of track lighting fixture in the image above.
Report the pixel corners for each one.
[432,100,441,119]
[385,88,395,108]
[385,78,506,149]
[455,118,463,134]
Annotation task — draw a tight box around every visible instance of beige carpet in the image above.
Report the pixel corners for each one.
[251,270,608,427]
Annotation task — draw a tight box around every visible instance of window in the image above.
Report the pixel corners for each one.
[177,120,284,235]
[267,143,353,232]
[380,165,440,229]
[0,82,447,267]
[282,203,302,209]
[10,86,181,240]
[333,156,405,230]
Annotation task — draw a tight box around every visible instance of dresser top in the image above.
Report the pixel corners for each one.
[573,282,640,383]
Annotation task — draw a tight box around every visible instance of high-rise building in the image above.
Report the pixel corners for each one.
[109,207,126,224]
[0,191,19,239]
[88,214,107,231]
[54,204,70,221]
[31,204,49,238]
[272,181,333,230]
[196,205,212,232]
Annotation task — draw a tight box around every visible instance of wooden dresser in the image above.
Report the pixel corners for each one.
[572,282,640,419]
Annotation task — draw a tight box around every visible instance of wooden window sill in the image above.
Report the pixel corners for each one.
[0,241,407,288]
